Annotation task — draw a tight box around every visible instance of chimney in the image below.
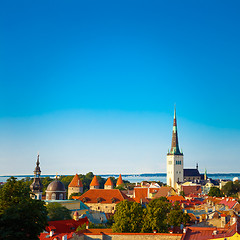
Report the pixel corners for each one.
[221,214,226,228]
[49,230,54,237]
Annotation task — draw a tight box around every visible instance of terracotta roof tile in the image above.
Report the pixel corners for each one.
[153,187,174,198]
[75,189,135,204]
[68,174,83,187]
[104,177,113,186]
[90,176,99,186]
[116,174,124,186]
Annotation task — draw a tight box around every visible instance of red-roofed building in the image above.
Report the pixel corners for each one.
[90,176,99,189]
[68,174,83,198]
[73,189,134,213]
[133,187,150,204]
[181,185,202,196]
[219,198,238,210]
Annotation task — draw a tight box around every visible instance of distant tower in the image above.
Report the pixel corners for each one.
[116,174,124,187]
[104,177,114,189]
[30,154,43,200]
[90,176,99,189]
[167,107,184,189]
[68,174,83,199]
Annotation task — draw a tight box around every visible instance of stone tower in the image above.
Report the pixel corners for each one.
[30,154,43,200]
[68,174,83,199]
[167,107,183,189]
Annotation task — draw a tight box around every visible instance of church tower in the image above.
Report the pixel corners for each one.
[167,107,184,189]
[30,154,43,200]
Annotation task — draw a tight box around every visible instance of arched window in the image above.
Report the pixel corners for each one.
[52,193,56,200]
[59,193,63,200]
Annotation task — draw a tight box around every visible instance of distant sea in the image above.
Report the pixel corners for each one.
[1,173,240,184]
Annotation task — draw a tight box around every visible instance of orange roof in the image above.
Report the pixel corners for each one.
[153,187,174,198]
[90,176,99,186]
[75,189,135,204]
[116,174,124,186]
[133,187,149,203]
[167,195,185,202]
[68,174,83,187]
[104,177,113,186]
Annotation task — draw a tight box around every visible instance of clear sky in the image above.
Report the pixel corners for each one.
[0,1,240,175]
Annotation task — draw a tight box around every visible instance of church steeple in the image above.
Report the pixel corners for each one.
[168,107,183,155]
[30,154,43,199]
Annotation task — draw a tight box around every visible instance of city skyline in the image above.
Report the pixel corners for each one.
[0,1,240,175]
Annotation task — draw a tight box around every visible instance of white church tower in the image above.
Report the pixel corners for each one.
[167,107,184,189]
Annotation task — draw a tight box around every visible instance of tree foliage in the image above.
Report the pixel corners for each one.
[222,181,240,197]
[142,197,171,233]
[112,200,144,233]
[208,187,223,197]
[112,198,190,233]
[0,177,48,240]
[46,202,72,221]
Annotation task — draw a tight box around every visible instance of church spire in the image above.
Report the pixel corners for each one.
[168,106,183,155]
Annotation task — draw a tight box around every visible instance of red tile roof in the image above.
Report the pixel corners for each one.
[45,217,89,234]
[104,177,113,186]
[153,187,174,198]
[167,195,185,203]
[182,185,201,196]
[219,198,238,209]
[90,176,99,186]
[68,174,83,187]
[74,189,134,204]
[116,174,124,186]
[133,187,149,203]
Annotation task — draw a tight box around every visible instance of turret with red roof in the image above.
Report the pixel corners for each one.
[68,174,83,199]
[116,174,124,187]
[90,176,99,189]
[104,177,114,189]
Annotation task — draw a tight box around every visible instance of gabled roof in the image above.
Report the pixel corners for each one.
[74,189,134,204]
[184,169,201,177]
[153,187,175,198]
[182,185,202,196]
[116,174,124,186]
[104,177,113,186]
[68,174,83,187]
[133,187,149,203]
[219,198,238,209]
[90,176,99,186]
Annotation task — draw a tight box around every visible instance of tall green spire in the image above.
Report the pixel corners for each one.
[168,107,183,155]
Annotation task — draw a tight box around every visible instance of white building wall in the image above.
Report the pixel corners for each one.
[167,155,183,189]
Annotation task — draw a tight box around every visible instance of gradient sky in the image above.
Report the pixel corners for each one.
[0,1,240,175]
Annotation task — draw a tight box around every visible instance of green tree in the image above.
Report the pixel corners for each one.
[167,202,190,227]
[222,181,240,197]
[208,187,223,197]
[141,197,171,233]
[69,192,82,199]
[0,177,48,240]
[112,200,144,233]
[46,202,71,221]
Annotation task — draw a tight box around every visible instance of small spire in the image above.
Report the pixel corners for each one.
[196,163,198,170]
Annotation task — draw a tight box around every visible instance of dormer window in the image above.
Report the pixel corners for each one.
[97,197,102,203]
[111,197,116,203]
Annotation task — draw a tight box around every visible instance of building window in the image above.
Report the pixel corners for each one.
[52,193,56,200]
[59,193,63,200]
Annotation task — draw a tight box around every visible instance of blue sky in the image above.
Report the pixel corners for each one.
[0,1,240,175]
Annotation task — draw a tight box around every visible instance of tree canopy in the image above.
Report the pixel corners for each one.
[222,181,240,197]
[208,187,223,197]
[46,202,72,221]
[112,197,189,233]
[112,200,144,233]
[0,177,48,240]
